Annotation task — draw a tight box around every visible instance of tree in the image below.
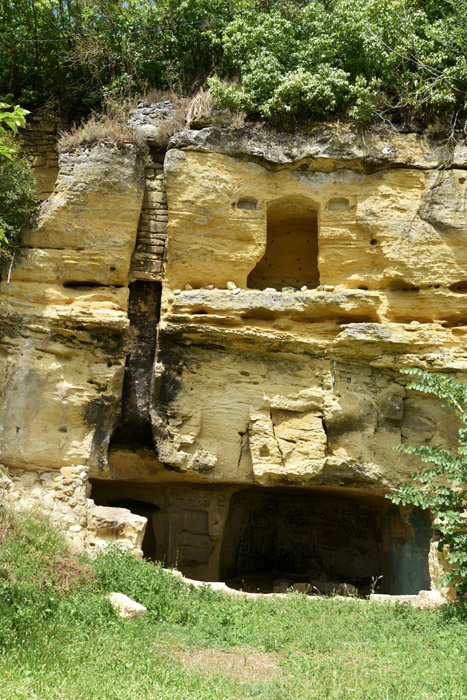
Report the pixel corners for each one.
[0,103,29,160]
[0,104,35,270]
[389,368,467,601]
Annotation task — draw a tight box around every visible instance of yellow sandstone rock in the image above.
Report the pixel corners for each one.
[1,124,466,597]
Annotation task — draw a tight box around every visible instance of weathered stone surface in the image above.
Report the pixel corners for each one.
[19,110,64,200]
[169,124,467,169]
[370,589,446,608]
[0,145,144,474]
[163,150,467,291]
[87,505,147,553]
[108,592,148,618]
[2,124,467,593]
[0,464,91,548]
[151,133,467,502]
[128,101,179,146]
[0,463,147,555]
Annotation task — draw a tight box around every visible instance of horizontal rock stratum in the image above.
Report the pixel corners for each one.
[1,120,465,599]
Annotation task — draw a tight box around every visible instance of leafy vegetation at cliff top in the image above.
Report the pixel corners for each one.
[2,505,467,699]
[2,0,467,130]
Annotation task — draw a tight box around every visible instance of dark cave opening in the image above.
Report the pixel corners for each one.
[219,487,432,595]
[90,481,432,595]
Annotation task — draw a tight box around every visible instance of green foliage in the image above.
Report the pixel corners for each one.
[210,0,467,125]
[2,1,467,128]
[0,103,30,160]
[389,368,467,600]
[0,139,35,267]
[0,102,35,266]
[0,102,34,268]
[3,506,467,698]
[0,506,94,640]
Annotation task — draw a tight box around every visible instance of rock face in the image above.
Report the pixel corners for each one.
[1,123,466,598]
[0,144,145,547]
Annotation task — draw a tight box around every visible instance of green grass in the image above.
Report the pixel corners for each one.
[1,506,467,700]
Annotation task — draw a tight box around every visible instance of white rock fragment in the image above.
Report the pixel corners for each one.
[231,287,241,295]
[418,589,446,607]
[173,289,181,295]
[226,281,236,290]
[323,285,335,292]
[370,590,446,608]
[108,592,148,619]
[300,285,308,292]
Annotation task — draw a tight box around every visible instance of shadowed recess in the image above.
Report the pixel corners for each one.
[248,198,319,291]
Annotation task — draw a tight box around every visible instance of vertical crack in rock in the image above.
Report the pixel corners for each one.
[270,411,286,469]
[110,281,161,448]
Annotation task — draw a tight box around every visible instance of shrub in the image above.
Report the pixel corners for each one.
[388,368,467,601]
[2,0,467,130]
[0,103,35,269]
[264,65,352,119]
[0,137,35,269]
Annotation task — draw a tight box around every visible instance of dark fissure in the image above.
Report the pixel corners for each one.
[110,281,161,448]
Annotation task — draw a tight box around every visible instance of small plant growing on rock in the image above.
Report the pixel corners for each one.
[388,368,467,601]
[59,114,145,152]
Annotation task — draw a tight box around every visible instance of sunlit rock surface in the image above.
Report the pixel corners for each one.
[1,124,466,594]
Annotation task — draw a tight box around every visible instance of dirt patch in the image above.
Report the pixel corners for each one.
[177,647,281,682]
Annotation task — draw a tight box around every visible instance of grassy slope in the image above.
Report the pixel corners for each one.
[1,507,467,700]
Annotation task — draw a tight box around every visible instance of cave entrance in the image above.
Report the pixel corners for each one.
[219,487,432,595]
[91,480,159,560]
[247,198,319,291]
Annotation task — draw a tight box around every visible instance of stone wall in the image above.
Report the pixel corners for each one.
[19,111,64,200]
[130,147,168,282]
[0,464,146,553]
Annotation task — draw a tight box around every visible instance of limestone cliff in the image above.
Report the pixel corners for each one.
[1,120,466,596]
[0,144,146,550]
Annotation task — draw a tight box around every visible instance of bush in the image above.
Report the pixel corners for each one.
[2,1,467,129]
[388,368,467,601]
[209,0,467,127]
[264,65,352,119]
[0,104,35,269]
[0,138,35,267]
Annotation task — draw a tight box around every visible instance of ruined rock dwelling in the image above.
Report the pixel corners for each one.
[2,107,467,597]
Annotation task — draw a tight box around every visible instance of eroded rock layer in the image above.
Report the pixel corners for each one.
[0,144,146,549]
[1,123,466,596]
